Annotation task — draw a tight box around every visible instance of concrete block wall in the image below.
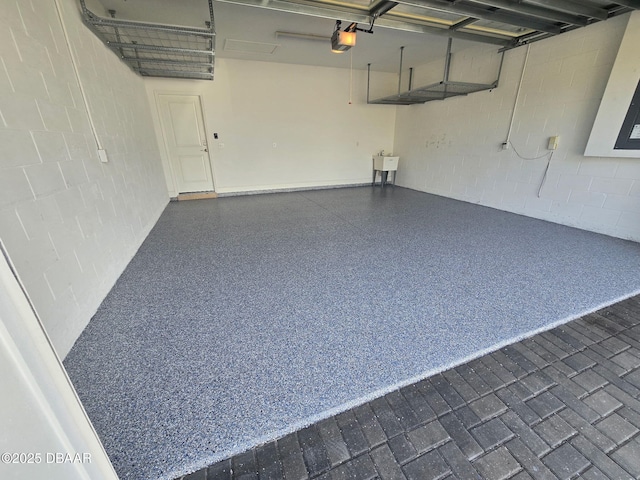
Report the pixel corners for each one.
[0,0,168,357]
[393,14,640,242]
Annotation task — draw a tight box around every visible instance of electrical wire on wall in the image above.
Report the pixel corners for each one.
[508,140,554,198]
[502,43,555,198]
[538,151,554,197]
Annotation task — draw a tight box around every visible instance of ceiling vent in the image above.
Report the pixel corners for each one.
[223,39,279,54]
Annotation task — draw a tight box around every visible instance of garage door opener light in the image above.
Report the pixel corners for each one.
[331,21,356,53]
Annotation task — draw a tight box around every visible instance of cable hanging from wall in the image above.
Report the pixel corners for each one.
[507,140,555,198]
[501,44,555,198]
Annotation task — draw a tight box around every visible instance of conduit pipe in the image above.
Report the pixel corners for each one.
[54,0,104,153]
[504,44,531,146]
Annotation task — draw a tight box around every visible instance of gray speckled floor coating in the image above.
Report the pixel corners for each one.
[63,187,640,480]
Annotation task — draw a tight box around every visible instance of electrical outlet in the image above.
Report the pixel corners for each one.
[501,142,509,150]
[548,135,559,150]
[273,142,277,148]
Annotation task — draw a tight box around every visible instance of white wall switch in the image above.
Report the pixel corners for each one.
[97,149,109,163]
[548,135,559,150]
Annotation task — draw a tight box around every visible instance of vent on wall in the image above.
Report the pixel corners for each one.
[79,0,215,80]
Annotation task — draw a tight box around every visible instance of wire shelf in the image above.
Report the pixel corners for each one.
[368,40,504,106]
[368,80,498,105]
[79,0,215,81]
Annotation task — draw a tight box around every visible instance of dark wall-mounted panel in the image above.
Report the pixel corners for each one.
[615,79,640,150]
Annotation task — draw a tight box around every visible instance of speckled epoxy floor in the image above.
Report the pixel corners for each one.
[63,187,640,480]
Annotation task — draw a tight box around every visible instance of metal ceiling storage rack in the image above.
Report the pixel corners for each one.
[79,0,215,80]
[367,39,504,106]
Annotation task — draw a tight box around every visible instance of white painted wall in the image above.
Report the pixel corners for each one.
[144,58,398,196]
[393,13,640,242]
[0,242,117,480]
[0,0,168,357]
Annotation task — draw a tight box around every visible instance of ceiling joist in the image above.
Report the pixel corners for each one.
[393,0,562,34]
[216,0,514,44]
[450,17,478,30]
[218,0,638,51]
[523,0,608,20]
[609,0,640,8]
[465,0,589,26]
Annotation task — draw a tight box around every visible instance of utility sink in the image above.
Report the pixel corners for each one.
[372,155,399,187]
[373,155,399,171]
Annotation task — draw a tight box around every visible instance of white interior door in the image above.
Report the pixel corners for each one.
[158,94,214,193]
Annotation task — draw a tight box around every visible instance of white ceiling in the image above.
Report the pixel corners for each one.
[94,0,483,72]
